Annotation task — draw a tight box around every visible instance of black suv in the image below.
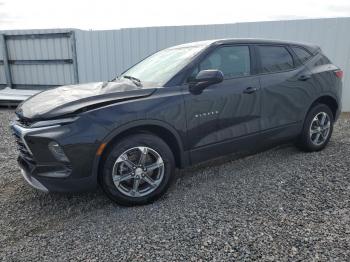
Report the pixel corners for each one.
[11,39,343,205]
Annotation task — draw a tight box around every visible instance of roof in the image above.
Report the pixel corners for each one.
[171,38,320,53]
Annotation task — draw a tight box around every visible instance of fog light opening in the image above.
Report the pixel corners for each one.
[48,141,69,162]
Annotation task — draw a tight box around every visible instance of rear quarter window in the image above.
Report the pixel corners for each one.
[291,46,313,64]
[257,46,294,73]
[314,54,331,66]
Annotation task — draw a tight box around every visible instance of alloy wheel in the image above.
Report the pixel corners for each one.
[112,146,165,197]
[309,112,331,146]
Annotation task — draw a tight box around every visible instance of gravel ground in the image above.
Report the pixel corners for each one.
[0,108,350,261]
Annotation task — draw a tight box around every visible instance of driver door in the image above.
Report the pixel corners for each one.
[184,45,261,164]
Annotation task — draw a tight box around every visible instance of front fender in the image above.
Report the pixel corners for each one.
[90,119,187,183]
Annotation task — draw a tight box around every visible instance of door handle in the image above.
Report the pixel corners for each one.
[298,74,311,81]
[243,86,258,94]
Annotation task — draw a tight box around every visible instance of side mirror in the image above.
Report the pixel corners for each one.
[189,69,224,94]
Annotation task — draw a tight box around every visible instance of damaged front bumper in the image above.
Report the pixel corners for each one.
[10,118,100,193]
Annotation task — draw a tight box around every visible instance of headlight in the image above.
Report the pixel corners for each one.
[48,141,69,162]
[30,117,79,128]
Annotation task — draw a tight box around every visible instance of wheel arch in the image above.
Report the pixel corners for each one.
[91,120,188,182]
[306,95,339,120]
[297,97,336,152]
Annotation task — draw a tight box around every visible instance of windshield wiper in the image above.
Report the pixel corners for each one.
[122,75,142,86]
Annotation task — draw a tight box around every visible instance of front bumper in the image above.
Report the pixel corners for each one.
[20,167,48,192]
[18,156,97,192]
[11,119,102,192]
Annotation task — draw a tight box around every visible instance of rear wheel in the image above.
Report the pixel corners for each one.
[100,133,175,206]
[297,104,334,152]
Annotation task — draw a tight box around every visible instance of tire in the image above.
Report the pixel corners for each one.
[100,133,175,206]
[297,104,334,152]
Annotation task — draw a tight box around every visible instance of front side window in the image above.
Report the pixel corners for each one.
[257,46,294,73]
[190,46,251,80]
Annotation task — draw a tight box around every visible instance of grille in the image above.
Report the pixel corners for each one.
[15,111,33,127]
[12,132,35,163]
[17,117,32,127]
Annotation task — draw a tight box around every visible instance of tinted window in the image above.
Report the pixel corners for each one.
[292,46,312,64]
[196,46,251,79]
[314,54,331,66]
[258,46,294,73]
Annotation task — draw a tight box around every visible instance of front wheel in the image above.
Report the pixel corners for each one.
[100,133,175,206]
[297,104,334,152]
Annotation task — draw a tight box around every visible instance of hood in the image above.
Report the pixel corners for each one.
[16,79,158,120]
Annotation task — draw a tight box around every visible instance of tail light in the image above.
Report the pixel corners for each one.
[335,70,343,79]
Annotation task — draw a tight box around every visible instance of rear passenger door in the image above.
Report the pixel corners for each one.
[256,45,312,131]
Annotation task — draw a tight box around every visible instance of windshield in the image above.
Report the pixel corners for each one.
[120,45,206,87]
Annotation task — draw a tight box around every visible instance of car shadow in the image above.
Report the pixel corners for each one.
[3,141,300,224]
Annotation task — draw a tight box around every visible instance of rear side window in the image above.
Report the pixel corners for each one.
[291,46,313,64]
[257,46,294,73]
[197,45,251,79]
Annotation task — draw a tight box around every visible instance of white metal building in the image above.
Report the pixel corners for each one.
[0,17,349,110]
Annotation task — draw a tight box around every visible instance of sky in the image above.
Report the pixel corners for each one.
[1,0,350,30]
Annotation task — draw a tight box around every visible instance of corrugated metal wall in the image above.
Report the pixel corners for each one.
[1,18,350,110]
[0,29,77,89]
[74,18,350,111]
[0,49,5,85]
